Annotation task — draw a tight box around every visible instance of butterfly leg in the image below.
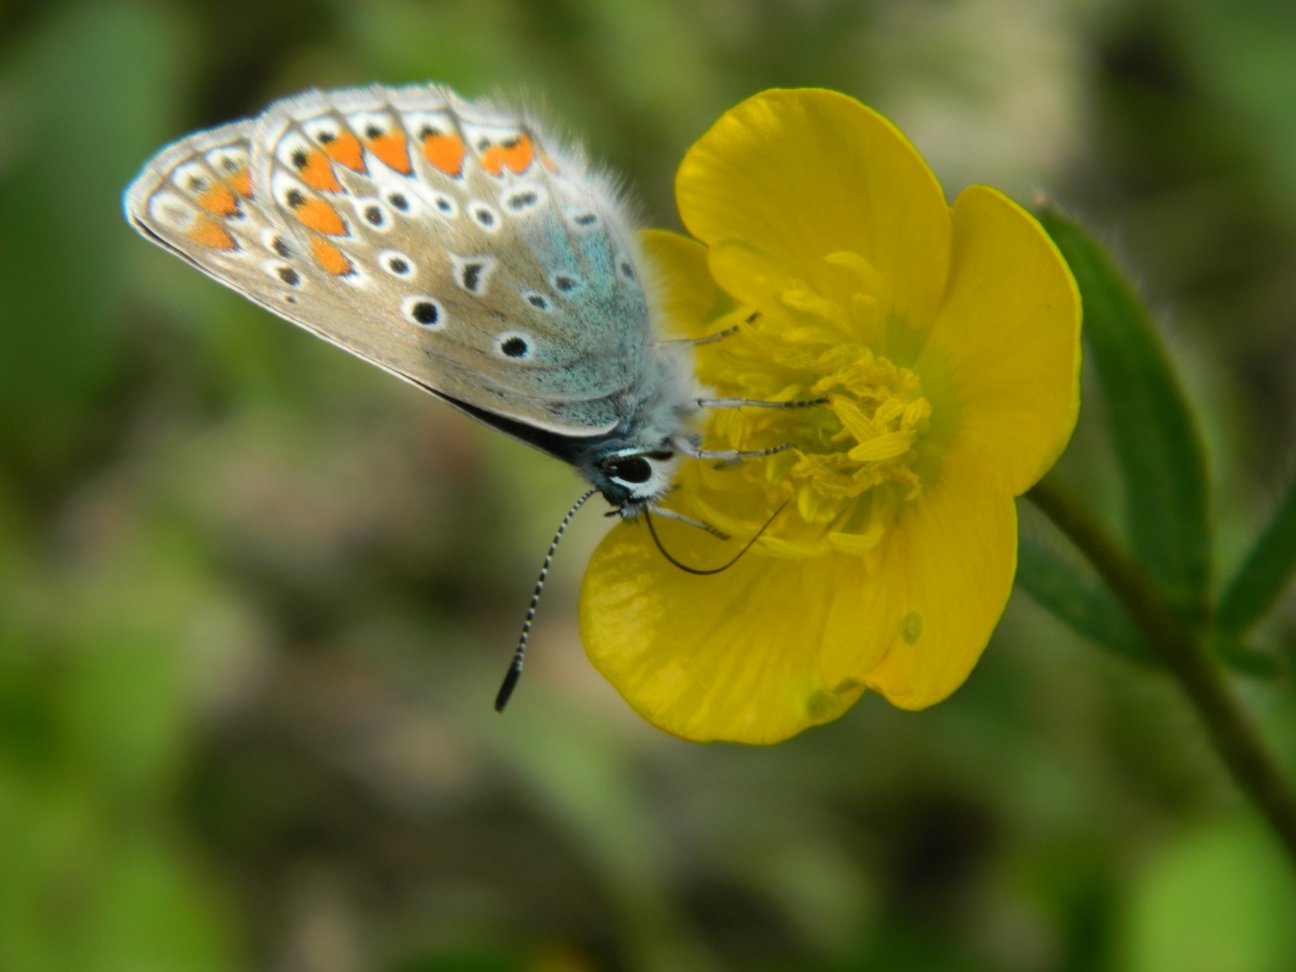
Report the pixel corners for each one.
[677,439,795,463]
[695,395,827,410]
[659,324,739,348]
[659,309,762,348]
[647,505,731,540]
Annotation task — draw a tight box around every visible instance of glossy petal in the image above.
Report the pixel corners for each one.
[676,89,952,333]
[578,90,1080,743]
[917,186,1081,495]
[639,229,735,341]
[579,515,909,743]
[862,480,1019,709]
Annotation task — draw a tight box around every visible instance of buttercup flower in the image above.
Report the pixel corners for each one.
[580,89,1081,743]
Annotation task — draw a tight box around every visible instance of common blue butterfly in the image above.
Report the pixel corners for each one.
[123,83,807,705]
[123,84,701,513]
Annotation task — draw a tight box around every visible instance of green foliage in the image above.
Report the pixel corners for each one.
[1125,820,1296,972]
[1217,475,1296,641]
[1016,537,1152,665]
[2,0,1295,969]
[1037,206,1212,626]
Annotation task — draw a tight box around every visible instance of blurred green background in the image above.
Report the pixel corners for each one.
[3,0,1296,969]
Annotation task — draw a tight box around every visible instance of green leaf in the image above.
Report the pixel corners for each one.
[1126,818,1296,972]
[1037,206,1212,625]
[1216,474,1296,639]
[1017,537,1153,664]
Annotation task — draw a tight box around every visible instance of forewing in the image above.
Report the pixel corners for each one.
[123,84,655,436]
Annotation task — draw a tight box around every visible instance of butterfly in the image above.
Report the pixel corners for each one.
[123,83,702,517]
[123,83,816,706]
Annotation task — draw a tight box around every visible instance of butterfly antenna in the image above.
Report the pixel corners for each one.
[644,500,789,576]
[495,489,598,712]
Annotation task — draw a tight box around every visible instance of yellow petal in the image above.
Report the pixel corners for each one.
[676,89,952,334]
[639,229,736,341]
[579,514,907,743]
[858,481,1019,709]
[917,186,1082,496]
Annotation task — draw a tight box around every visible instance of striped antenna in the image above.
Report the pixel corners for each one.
[494,489,598,712]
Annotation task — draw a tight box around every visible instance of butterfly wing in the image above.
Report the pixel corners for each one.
[123,84,655,438]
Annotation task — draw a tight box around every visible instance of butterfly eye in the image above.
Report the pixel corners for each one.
[607,457,653,485]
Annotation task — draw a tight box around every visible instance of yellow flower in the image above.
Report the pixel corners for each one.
[580,89,1081,743]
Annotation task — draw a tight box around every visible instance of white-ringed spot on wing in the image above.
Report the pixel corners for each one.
[148,191,195,231]
[430,192,458,218]
[468,201,500,233]
[275,131,312,169]
[206,147,246,177]
[618,257,636,281]
[568,209,599,230]
[502,184,545,215]
[550,271,581,295]
[493,331,532,360]
[450,254,496,295]
[261,229,295,259]
[379,250,416,279]
[522,291,552,312]
[385,190,414,215]
[401,295,444,329]
[303,117,343,144]
[356,198,392,231]
[347,110,392,141]
[264,260,305,289]
[171,160,210,195]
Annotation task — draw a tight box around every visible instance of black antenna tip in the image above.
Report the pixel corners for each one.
[492,488,597,715]
[495,662,522,712]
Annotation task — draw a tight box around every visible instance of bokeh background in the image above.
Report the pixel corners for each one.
[3,0,1296,969]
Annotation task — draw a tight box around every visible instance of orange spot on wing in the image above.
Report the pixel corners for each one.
[365,131,411,174]
[294,197,348,236]
[198,183,240,217]
[227,168,253,197]
[298,150,342,192]
[324,131,366,172]
[478,144,506,177]
[310,237,353,276]
[500,135,535,174]
[422,132,465,177]
[187,216,238,250]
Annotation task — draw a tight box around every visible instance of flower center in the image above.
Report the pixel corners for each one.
[687,260,934,558]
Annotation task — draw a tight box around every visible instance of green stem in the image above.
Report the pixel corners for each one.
[1028,477,1296,865]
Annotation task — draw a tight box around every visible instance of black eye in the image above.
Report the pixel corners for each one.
[608,457,653,484]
